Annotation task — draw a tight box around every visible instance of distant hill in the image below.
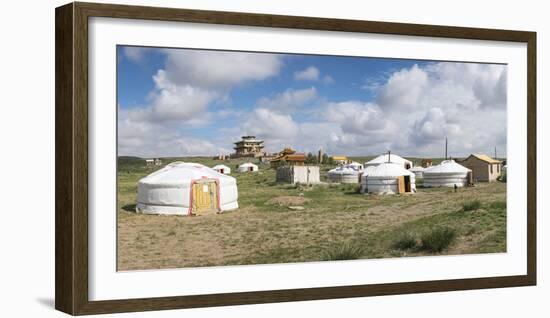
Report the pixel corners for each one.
[118,156,142,160]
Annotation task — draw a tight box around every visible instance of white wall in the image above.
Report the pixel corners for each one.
[0,0,547,317]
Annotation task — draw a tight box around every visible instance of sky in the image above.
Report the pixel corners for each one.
[117,45,507,159]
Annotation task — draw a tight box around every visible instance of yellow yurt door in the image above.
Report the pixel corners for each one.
[192,180,218,215]
[397,176,405,194]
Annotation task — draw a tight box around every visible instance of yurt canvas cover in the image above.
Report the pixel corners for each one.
[136,162,238,216]
[362,163,416,194]
[212,164,231,174]
[365,153,412,169]
[347,161,364,170]
[238,162,259,172]
[423,160,471,188]
[328,165,362,183]
[409,166,425,179]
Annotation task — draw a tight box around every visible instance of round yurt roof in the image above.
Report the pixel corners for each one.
[365,153,412,166]
[139,162,235,186]
[329,165,362,175]
[239,162,257,167]
[409,166,425,172]
[361,165,377,175]
[367,162,413,178]
[212,164,230,170]
[424,160,471,174]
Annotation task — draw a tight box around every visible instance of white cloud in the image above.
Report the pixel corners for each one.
[128,70,216,124]
[294,66,335,85]
[324,101,388,135]
[118,48,285,157]
[376,64,429,111]
[257,87,318,112]
[322,75,335,84]
[244,108,299,141]
[162,49,282,89]
[123,47,147,63]
[312,62,507,157]
[294,66,320,81]
[119,48,507,159]
[118,108,231,158]
[409,107,461,145]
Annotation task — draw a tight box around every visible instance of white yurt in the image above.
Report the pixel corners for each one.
[347,161,364,170]
[212,164,231,174]
[136,162,238,216]
[359,165,377,193]
[328,165,362,183]
[362,162,416,194]
[423,160,472,188]
[409,166,425,179]
[365,153,412,170]
[238,162,259,172]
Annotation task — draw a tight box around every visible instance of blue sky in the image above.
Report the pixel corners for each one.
[117,46,507,158]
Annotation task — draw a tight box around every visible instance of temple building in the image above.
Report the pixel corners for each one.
[232,136,265,158]
[270,147,306,168]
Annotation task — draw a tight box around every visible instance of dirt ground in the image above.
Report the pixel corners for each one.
[117,158,506,271]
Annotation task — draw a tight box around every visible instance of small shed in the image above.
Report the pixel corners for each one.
[145,158,162,166]
[459,154,502,182]
[276,165,320,184]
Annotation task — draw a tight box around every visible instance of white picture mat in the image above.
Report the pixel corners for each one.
[88,17,527,301]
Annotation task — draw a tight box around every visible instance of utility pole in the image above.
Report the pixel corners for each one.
[445,137,448,160]
[494,146,497,159]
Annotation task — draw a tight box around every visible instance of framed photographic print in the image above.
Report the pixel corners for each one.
[55,2,536,315]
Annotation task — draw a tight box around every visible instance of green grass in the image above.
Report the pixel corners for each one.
[322,242,365,261]
[392,232,418,250]
[462,200,482,211]
[420,227,457,253]
[117,156,507,270]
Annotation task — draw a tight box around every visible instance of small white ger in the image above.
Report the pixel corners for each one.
[136,162,239,216]
[212,164,231,174]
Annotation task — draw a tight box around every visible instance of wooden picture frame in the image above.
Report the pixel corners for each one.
[55,2,536,315]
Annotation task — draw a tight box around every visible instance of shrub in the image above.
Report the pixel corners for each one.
[462,200,481,211]
[392,232,418,250]
[322,242,364,261]
[420,227,456,253]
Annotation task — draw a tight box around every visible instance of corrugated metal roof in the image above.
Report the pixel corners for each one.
[332,156,348,160]
[471,154,502,164]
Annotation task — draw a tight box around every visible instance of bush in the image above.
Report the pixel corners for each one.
[462,200,481,211]
[322,242,364,261]
[392,232,418,250]
[420,227,456,253]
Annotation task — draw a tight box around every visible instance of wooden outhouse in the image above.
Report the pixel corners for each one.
[459,154,502,182]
